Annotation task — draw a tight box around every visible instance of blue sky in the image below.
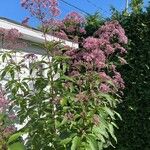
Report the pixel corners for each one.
[0,0,149,27]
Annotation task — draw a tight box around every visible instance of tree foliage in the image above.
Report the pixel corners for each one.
[107,2,150,150]
[85,12,104,37]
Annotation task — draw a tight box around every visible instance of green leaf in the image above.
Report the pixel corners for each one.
[103,107,115,120]
[60,75,75,82]
[60,137,72,145]
[1,69,6,80]
[114,111,122,120]
[98,142,103,150]
[60,98,67,106]
[54,55,70,61]
[59,117,68,126]
[9,68,15,79]
[93,125,109,139]
[71,136,81,150]
[111,122,119,129]
[1,52,12,62]
[7,132,24,144]
[8,142,26,150]
[100,93,115,107]
[108,124,117,143]
[86,134,99,150]
[0,113,4,121]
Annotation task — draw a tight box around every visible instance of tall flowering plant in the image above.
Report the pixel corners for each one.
[60,20,127,149]
[0,0,128,149]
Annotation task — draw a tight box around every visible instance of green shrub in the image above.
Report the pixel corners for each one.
[108,3,150,150]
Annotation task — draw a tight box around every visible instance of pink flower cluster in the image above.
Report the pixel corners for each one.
[0,87,16,140]
[64,48,76,58]
[51,12,86,42]
[83,37,99,50]
[95,20,128,55]
[0,28,21,41]
[0,28,26,49]
[100,83,110,93]
[82,21,127,70]
[113,71,125,89]
[54,30,68,40]
[21,0,60,22]
[0,88,8,113]
[2,126,16,137]
[82,38,107,69]
[63,12,86,35]
[63,12,85,25]
[65,20,127,93]
[95,20,128,44]
[83,49,106,68]
[99,72,111,81]
[39,12,86,41]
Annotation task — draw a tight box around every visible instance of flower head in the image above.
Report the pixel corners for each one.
[113,71,125,89]
[83,37,99,50]
[21,0,60,22]
[0,88,8,113]
[99,83,110,93]
[63,12,85,25]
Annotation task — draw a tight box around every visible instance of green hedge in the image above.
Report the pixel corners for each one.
[108,5,150,150]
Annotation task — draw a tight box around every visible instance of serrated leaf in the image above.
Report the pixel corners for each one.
[71,136,81,150]
[108,124,117,143]
[86,134,99,150]
[103,107,115,119]
[93,125,109,139]
[100,93,116,107]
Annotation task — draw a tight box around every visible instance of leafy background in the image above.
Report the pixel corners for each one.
[107,2,150,150]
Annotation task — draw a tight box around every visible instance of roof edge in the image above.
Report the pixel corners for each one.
[0,17,79,49]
